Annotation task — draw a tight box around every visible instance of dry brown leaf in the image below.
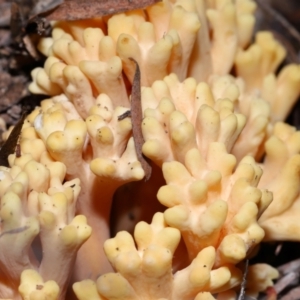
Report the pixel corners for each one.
[29,0,161,21]
[0,113,26,167]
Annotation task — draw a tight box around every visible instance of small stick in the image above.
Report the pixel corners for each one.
[118,110,131,121]
[129,58,152,181]
[237,259,249,300]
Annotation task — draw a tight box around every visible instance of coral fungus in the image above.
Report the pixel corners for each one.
[1,0,300,299]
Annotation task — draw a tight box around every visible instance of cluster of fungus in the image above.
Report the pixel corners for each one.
[1,0,300,299]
